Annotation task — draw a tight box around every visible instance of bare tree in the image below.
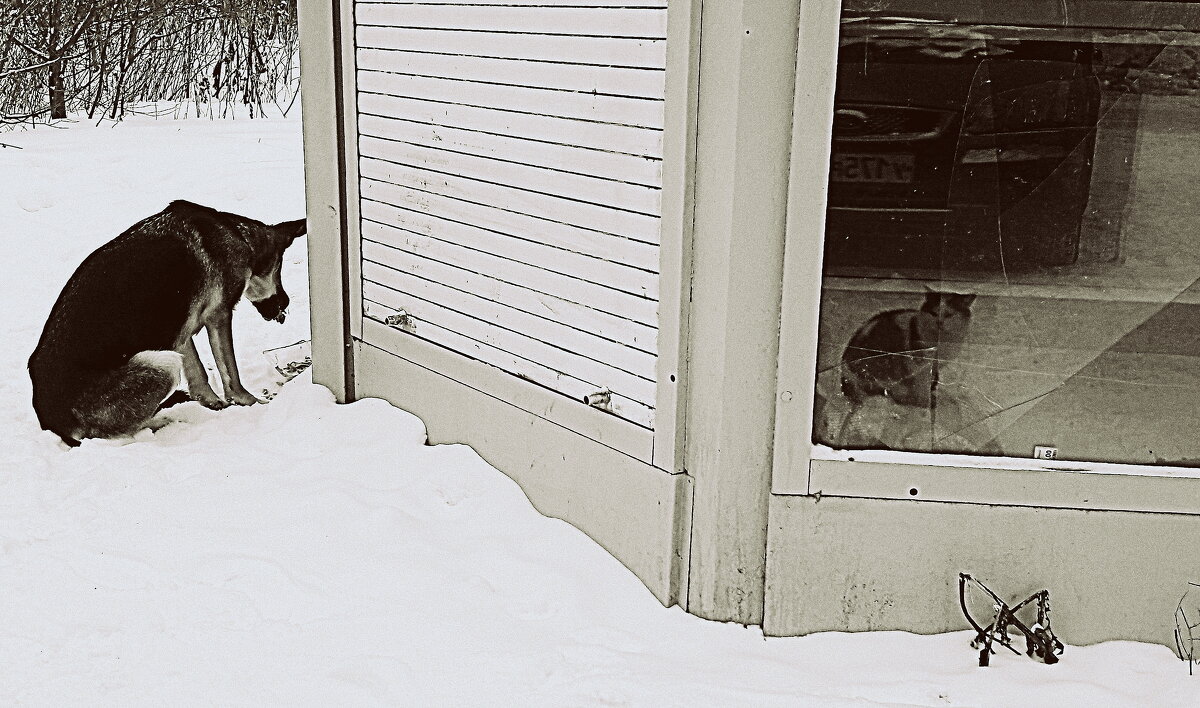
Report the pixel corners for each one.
[1,0,113,118]
[0,0,298,125]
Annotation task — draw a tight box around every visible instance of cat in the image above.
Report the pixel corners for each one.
[840,288,976,411]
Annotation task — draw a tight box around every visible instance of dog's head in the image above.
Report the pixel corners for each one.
[245,218,306,323]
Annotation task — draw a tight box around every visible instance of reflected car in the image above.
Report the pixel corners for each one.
[823,17,1102,271]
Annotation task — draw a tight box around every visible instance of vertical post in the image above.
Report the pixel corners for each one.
[683,0,800,624]
[297,0,354,402]
[769,0,841,495]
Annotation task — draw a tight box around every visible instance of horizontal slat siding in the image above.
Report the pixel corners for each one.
[356,49,666,99]
[362,220,657,325]
[364,0,665,6]
[357,71,663,129]
[357,27,665,69]
[358,92,662,157]
[362,281,654,405]
[360,239,658,353]
[354,1,665,431]
[360,178,659,271]
[362,291,656,428]
[360,260,652,384]
[360,156,659,244]
[360,134,660,216]
[357,4,668,39]
[360,190,658,298]
[358,115,662,187]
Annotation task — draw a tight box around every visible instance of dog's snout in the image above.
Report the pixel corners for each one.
[253,293,289,323]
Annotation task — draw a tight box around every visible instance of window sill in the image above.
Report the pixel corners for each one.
[803,446,1200,515]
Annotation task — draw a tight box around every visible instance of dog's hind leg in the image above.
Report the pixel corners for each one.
[156,389,193,411]
[70,351,184,439]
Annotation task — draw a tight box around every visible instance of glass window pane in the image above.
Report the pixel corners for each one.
[814,1,1200,465]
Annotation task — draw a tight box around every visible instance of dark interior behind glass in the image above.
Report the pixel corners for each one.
[813,1,1200,466]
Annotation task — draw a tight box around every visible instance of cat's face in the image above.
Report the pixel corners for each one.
[920,289,976,338]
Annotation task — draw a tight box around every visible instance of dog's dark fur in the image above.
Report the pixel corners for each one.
[28,200,306,447]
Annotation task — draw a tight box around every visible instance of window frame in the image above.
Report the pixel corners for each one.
[770,0,1200,515]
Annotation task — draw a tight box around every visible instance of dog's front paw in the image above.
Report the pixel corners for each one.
[200,397,230,410]
[193,391,228,410]
[226,390,263,406]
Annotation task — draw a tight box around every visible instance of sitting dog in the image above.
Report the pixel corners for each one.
[28,200,306,446]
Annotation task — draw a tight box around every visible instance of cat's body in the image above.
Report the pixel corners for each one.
[840,290,976,411]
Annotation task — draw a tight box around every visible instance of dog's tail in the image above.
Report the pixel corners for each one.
[67,350,184,443]
[129,351,184,390]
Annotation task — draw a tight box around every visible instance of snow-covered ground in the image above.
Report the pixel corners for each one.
[1,114,1195,706]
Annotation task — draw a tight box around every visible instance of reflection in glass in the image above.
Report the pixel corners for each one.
[814,2,1200,466]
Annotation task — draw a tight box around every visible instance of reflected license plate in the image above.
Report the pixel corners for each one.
[830,153,915,183]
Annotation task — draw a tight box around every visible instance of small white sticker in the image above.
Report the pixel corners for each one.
[1034,446,1058,460]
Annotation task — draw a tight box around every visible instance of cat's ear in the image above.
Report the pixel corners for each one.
[921,286,941,306]
[958,293,977,308]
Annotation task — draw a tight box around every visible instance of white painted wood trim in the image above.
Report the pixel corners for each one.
[652,0,702,473]
[682,0,801,625]
[343,0,364,340]
[770,0,842,495]
[298,0,351,399]
[361,317,655,461]
[809,459,1200,515]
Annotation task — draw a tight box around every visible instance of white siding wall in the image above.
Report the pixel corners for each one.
[354,0,666,430]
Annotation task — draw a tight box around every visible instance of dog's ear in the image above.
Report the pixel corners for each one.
[274,218,307,244]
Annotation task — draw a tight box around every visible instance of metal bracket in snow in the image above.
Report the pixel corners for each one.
[583,389,612,409]
[384,310,415,333]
